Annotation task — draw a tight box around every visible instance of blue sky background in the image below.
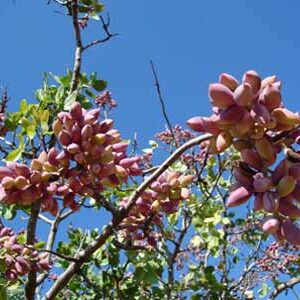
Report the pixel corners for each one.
[1,0,300,298]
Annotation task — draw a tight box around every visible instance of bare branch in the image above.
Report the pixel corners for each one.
[83,15,118,52]
[83,34,118,51]
[38,214,54,225]
[150,59,179,148]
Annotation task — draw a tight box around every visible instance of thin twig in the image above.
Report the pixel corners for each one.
[25,245,79,263]
[48,0,70,5]
[142,165,159,175]
[150,59,179,148]
[83,34,118,51]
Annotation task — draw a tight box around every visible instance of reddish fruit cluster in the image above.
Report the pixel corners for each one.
[187,71,300,245]
[257,242,300,275]
[180,150,207,169]
[0,225,50,281]
[187,71,300,154]
[0,161,61,213]
[53,101,141,187]
[119,171,192,246]
[0,101,142,215]
[155,125,194,146]
[78,16,89,29]
[94,91,117,109]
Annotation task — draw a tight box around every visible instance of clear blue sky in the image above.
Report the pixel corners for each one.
[1,0,300,140]
[1,1,300,298]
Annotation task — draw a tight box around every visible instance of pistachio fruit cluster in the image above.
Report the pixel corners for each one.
[0,102,142,215]
[0,225,50,282]
[187,71,300,245]
[119,171,193,246]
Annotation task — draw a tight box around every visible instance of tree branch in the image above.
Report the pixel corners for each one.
[38,213,54,225]
[44,133,212,299]
[166,213,191,298]
[36,208,76,286]
[82,15,118,51]
[25,200,41,300]
[69,0,82,94]
[150,59,179,148]
[269,277,300,300]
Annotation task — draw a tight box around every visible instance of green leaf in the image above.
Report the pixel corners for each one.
[16,233,26,245]
[168,211,179,225]
[190,236,203,248]
[55,85,65,104]
[91,79,107,92]
[78,6,90,13]
[81,0,92,4]
[19,99,28,114]
[149,140,158,148]
[0,286,7,300]
[57,73,71,87]
[92,2,104,13]
[41,110,50,134]
[232,256,239,264]
[0,260,6,272]
[221,217,231,225]
[135,267,158,285]
[5,136,24,161]
[5,148,22,162]
[258,282,269,298]
[144,268,158,285]
[0,204,16,220]
[25,124,36,140]
[172,160,187,172]
[34,241,46,249]
[63,91,78,110]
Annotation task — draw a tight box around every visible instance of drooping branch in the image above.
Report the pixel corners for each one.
[44,133,212,299]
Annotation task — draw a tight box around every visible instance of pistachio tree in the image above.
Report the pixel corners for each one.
[0,1,299,300]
